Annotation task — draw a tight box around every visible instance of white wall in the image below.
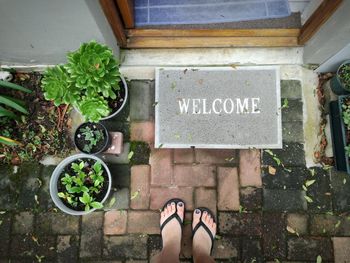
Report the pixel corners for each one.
[0,0,119,65]
[303,1,350,66]
[289,0,311,13]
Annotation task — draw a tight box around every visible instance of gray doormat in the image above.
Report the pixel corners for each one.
[155,67,282,149]
[135,0,291,26]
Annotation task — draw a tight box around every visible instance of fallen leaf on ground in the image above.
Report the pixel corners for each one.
[268,166,276,175]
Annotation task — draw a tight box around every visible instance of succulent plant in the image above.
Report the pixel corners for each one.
[41,65,79,106]
[78,96,110,122]
[41,41,122,122]
[66,41,120,96]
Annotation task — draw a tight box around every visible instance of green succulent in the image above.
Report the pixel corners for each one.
[66,41,121,96]
[41,65,79,106]
[78,96,110,122]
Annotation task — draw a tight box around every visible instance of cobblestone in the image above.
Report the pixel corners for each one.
[0,213,11,257]
[57,235,79,263]
[263,189,307,212]
[240,187,263,211]
[13,212,34,234]
[174,149,195,164]
[80,212,103,258]
[286,213,308,235]
[239,149,262,187]
[36,212,79,235]
[217,167,240,211]
[130,165,150,209]
[130,121,155,144]
[103,235,148,260]
[127,211,159,234]
[333,237,350,263]
[105,188,130,210]
[174,165,216,187]
[130,80,154,121]
[281,80,302,99]
[218,212,262,236]
[281,99,303,122]
[195,149,237,165]
[287,237,333,261]
[241,237,263,263]
[262,142,306,166]
[104,210,127,235]
[262,213,287,259]
[150,149,173,186]
[212,236,239,260]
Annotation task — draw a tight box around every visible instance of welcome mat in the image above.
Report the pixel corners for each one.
[155,67,282,149]
[135,0,291,26]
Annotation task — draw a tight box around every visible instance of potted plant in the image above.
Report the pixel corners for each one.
[41,41,128,122]
[74,122,110,154]
[330,95,350,174]
[50,154,111,215]
[330,60,350,95]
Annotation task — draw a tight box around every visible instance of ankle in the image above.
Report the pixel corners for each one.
[162,240,181,255]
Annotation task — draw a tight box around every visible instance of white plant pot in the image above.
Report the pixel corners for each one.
[49,153,112,215]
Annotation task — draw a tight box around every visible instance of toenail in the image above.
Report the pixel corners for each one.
[203,211,207,214]
[195,209,200,214]
[171,202,175,205]
[178,202,183,207]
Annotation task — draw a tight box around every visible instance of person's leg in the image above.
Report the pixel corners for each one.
[192,209,216,263]
[151,201,184,263]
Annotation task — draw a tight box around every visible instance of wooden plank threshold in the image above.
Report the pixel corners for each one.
[125,28,300,48]
[127,28,300,37]
[126,36,299,48]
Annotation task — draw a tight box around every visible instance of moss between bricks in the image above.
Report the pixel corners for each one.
[129,141,150,165]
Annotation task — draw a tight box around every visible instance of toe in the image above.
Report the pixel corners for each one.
[177,202,184,221]
[170,202,176,213]
[192,209,201,229]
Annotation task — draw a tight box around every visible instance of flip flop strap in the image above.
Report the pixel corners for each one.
[192,222,215,244]
[160,213,183,232]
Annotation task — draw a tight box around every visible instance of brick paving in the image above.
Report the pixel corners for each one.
[0,80,350,262]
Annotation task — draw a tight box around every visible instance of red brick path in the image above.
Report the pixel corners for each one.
[106,121,260,229]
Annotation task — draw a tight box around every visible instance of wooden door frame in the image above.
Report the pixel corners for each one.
[100,0,343,48]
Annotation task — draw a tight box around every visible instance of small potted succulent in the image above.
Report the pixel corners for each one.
[330,60,350,95]
[74,122,110,154]
[41,41,128,122]
[50,154,111,215]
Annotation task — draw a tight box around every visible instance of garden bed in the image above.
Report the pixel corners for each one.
[0,71,73,165]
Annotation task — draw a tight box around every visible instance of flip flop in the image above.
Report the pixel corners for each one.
[160,198,185,233]
[192,207,216,254]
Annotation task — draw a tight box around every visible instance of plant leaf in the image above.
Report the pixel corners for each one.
[0,95,29,114]
[128,151,134,160]
[268,166,276,175]
[305,180,316,187]
[316,255,322,263]
[304,195,313,203]
[0,135,21,146]
[0,80,32,93]
[91,201,103,209]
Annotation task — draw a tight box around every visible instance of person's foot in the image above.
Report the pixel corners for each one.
[192,209,217,257]
[160,201,185,253]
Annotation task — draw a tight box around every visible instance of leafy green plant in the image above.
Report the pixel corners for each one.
[41,41,121,122]
[339,64,350,90]
[58,160,105,211]
[0,80,32,146]
[79,126,104,153]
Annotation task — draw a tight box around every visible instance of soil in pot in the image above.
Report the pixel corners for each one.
[57,158,109,211]
[75,122,109,154]
[107,80,126,115]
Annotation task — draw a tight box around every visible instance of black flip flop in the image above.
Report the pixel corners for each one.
[192,207,216,254]
[160,198,185,233]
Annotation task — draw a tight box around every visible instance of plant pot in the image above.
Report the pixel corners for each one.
[101,75,128,120]
[329,96,350,174]
[74,122,110,154]
[330,60,350,95]
[49,154,112,215]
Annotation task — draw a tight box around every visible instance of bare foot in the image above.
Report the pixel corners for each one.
[160,201,185,253]
[192,209,217,257]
